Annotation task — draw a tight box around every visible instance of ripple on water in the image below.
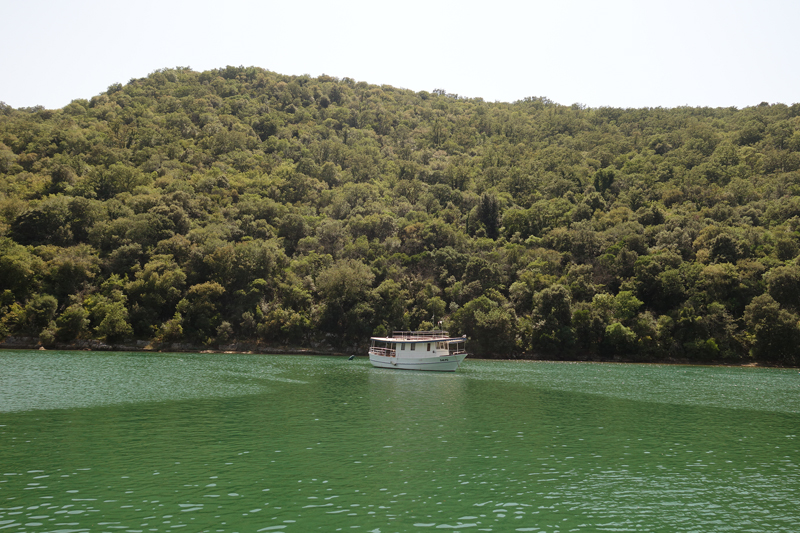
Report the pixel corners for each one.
[1,353,799,532]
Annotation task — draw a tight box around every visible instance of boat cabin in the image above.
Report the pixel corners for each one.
[369,330,467,358]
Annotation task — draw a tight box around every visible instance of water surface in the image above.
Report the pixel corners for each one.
[1,350,798,532]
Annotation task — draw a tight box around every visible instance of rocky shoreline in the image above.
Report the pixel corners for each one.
[0,336,363,357]
[1,335,794,368]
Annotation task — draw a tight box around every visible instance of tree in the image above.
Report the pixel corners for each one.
[90,163,151,199]
[126,255,187,333]
[612,291,643,322]
[709,233,742,264]
[94,300,133,342]
[534,285,572,327]
[10,196,73,246]
[85,280,134,343]
[0,238,43,299]
[56,303,90,341]
[24,294,58,335]
[531,285,574,354]
[155,312,184,343]
[603,322,637,355]
[475,192,501,239]
[766,265,800,311]
[744,294,800,365]
[315,259,375,341]
[450,296,517,356]
[278,214,310,256]
[2,66,800,362]
[372,278,407,330]
[593,168,615,193]
[176,282,226,342]
[315,219,349,257]
[41,244,101,301]
[258,305,311,344]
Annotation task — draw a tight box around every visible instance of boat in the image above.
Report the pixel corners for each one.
[368,330,468,371]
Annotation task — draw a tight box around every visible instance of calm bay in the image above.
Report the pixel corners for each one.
[1,350,798,532]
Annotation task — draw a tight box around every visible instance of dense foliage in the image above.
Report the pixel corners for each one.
[1,66,800,364]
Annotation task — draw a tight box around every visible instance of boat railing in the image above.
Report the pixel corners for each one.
[370,346,396,357]
[448,340,467,356]
[391,330,450,340]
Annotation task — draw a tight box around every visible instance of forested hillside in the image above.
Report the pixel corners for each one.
[1,66,800,364]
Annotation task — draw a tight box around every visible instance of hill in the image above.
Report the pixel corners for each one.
[1,66,799,364]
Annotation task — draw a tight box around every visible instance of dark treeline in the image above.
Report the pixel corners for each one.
[1,66,800,364]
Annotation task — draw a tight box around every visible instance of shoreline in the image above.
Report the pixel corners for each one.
[0,336,354,358]
[1,336,795,369]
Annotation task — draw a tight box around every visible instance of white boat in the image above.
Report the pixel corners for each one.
[368,330,468,371]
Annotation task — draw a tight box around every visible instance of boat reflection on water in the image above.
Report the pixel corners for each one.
[367,360,468,440]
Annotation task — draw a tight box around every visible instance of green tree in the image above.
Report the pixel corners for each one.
[612,291,643,322]
[593,168,616,193]
[0,238,44,299]
[3,66,800,360]
[24,294,58,335]
[41,244,101,302]
[94,300,134,342]
[56,303,90,342]
[531,285,574,354]
[10,196,73,246]
[90,163,151,199]
[744,294,800,365]
[315,259,375,341]
[766,264,800,311]
[126,254,187,334]
[176,282,226,342]
[155,312,184,343]
[603,322,637,355]
[450,295,517,356]
[475,192,501,239]
[278,214,310,256]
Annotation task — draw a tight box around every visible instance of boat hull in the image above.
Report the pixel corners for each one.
[368,352,467,372]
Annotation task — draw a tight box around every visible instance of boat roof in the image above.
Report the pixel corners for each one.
[370,336,465,343]
[371,330,466,343]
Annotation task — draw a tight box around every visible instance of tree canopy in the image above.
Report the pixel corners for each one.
[1,66,799,364]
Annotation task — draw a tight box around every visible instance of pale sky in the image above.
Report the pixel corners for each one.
[1,0,798,110]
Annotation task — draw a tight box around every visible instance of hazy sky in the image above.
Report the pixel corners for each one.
[2,0,798,110]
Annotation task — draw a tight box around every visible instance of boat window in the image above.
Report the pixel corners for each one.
[410,343,415,351]
[427,343,431,351]
[401,343,405,350]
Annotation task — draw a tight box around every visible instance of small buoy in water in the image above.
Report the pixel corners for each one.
[348,354,355,360]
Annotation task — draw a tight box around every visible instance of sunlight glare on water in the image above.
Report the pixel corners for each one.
[1,350,798,532]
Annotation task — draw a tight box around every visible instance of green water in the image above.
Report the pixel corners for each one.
[1,351,799,532]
